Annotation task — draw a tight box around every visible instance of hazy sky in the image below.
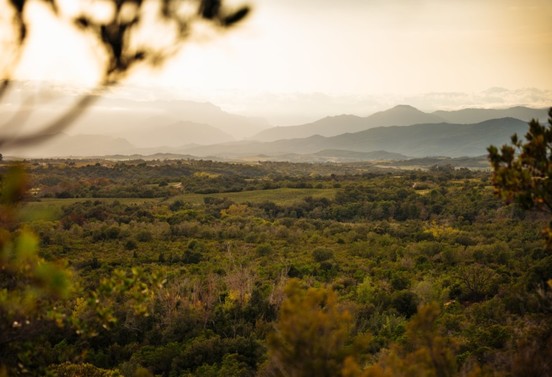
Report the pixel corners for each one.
[9,0,552,123]
[153,0,552,95]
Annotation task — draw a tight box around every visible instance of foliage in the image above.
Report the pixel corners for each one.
[265,279,360,377]
[348,304,459,377]
[0,164,163,375]
[488,108,552,245]
[71,267,165,337]
[0,165,72,374]
[48,362,122,377]
[1,159,551,375]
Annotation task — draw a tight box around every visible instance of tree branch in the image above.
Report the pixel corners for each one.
[0,90,101,149]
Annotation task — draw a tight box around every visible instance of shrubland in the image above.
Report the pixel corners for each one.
[1,158,551,376]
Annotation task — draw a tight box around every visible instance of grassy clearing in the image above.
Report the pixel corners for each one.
[22,198,160,221]
[414,189,432,196]
[173,187,337,206]
[21,188,337,220]
[25,197,159,209]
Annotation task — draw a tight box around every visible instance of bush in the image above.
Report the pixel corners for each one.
[312,248,333,262]
[169,200,185,212]
[183,250,202,264]
[391,291,419,317]
[255,244,272,256]
[48,363,122,377]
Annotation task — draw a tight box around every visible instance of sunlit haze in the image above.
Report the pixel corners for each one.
[9,0,552,124]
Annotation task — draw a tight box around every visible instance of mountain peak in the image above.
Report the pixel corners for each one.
[367,104,443,126]
[389,104,421,112]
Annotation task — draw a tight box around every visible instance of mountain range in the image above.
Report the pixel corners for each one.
[251,105,443,141]
[181,117,528,159]
[250,105,548,142]
[2,100,547,161]
[69,97,271,144]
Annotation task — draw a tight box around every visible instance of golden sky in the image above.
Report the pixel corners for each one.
[9,0,552,100]
[140,0,552,95]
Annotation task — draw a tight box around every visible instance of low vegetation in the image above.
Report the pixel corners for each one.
[1,157,551,376]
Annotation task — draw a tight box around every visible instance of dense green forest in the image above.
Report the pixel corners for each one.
[1,158,551,376]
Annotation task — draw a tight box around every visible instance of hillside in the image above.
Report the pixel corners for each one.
[125,120,234,147]
[434,106,548,124]
[251,105,444,141]
[184,117,528,158]
[8,134,136,158]
[252,105,547,142]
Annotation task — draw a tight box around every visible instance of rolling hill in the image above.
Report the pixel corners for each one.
[251,105,546,142]
[8,134,136,158]
[69,97,270,140]
[125,120,234,147]
[183,117,528,159]
[251,105,444,141]
[433,106,548,124]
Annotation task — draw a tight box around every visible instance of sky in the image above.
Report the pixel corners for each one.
[6,0,552,124]
[155,0,552,94]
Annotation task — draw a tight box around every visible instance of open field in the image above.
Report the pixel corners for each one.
[22,187,337,219]
[171,187,337,205]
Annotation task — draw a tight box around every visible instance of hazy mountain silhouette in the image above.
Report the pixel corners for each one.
[2,88,542,162]
[11,117,529,159]
[325,117,526,157]
[10,134,136,158]
[183,117,528,158]
[152,100,270,139]
[0,83,270,143]
[251,105,444,141]
[251,105,547,142]
[433,106,548,124]
[125,120,234,147]
[70,97,270,140]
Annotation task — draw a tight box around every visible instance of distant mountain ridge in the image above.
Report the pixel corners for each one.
[251,105,546,142]
[0,86,271,147]
[69,97,270,141]
[2,100,544,161]
[183,117,528,158]
[433,106,548,124]
[125,120,234,147]
[12,134,136,158]
[252,105,444,141]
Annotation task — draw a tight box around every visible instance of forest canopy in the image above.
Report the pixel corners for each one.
[1,156,551,376]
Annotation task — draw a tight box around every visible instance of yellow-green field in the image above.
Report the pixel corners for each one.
[21,197,159,221]
[22,188,337,220]
[172,187,337,205]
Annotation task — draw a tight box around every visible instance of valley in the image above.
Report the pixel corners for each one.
[1,158,550,376]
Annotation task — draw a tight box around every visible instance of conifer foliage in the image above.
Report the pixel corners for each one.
[488,108,552,245]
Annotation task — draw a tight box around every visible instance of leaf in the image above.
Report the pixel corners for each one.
[222,6,250,27]
[14,229,39,264]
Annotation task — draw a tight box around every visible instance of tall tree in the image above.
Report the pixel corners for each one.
[265,279,362,377]
[488,108,552,246]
